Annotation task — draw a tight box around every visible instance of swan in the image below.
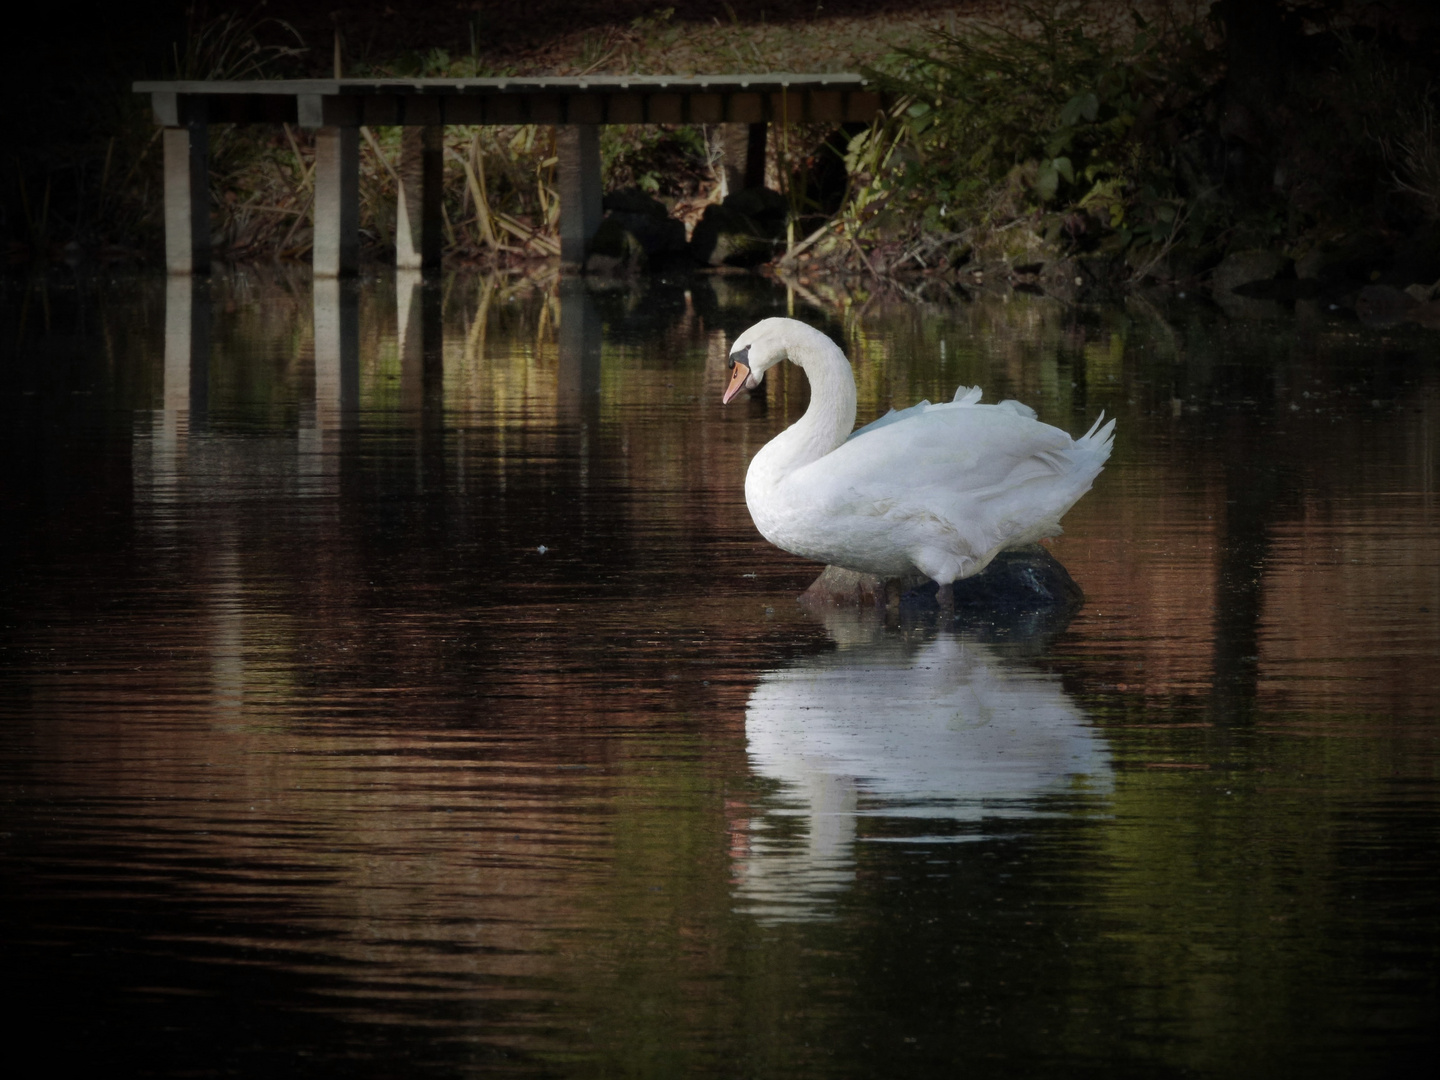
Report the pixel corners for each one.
[721,317,1115,592]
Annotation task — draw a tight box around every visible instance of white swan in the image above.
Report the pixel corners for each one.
[722,317,1115,586]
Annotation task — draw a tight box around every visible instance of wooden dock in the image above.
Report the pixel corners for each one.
[134,75,887,275]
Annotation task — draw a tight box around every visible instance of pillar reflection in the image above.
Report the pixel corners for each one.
[557,277,602,420]
[151,275,211,506]
[305,276,359,493]
[398,268,444,423]
[163,274,210,416]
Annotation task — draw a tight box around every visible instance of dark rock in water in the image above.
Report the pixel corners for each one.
[802,544,1083,611]
[689,188,789,267]
[586,187,689,275]
[1295,228,1393,288]
[910,544,1084,611]
[801,545,1084,642]
[586,217,650,275]
[1211,249,1289,294]
[1356,283,1420,326]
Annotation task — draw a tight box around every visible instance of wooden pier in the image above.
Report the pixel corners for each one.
[134,75,887,275]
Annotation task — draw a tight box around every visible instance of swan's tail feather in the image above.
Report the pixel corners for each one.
[1078,411,1116,458]
[952,385,983,406]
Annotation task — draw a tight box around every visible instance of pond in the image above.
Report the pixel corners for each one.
[2,267,1437,1077]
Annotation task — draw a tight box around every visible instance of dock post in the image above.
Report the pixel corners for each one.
[719,122,768,197]
[397,126,443,269]
[313,126,360,277]
[162,109,210,274]
[556,125,602,271]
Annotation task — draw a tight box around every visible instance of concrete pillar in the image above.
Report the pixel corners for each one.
[719,122,769,198]
[162,121,210,274]
[556,125,602,271]
[397,126,443,269]
[313,126,359,277]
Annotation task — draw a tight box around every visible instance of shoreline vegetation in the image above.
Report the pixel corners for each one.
[8,1,1440,320]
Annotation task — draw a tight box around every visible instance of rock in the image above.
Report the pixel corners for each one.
[800,545,1084,611]
[585,188,688,275]
[1390,222,1440,288]
[1412,300,1440,329]
[1404,279,1439,303]
[723,187,789,230]
[690,205,779,267]
[802,565,917,606]
[1210,249,1288,294]
[934,545,1084,610]
[1355,283,1419,326]
[584,216,650,275]
[602,187,669,218]
[1295,228,1392,287]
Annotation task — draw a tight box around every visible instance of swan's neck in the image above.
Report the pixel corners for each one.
[749,334,857,491]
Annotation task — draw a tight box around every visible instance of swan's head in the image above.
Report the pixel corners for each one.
[723,317,822,404]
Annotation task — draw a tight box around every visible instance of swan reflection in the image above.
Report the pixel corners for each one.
[733,611,1111,921]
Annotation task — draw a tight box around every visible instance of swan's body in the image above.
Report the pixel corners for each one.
[722,318,1115,585]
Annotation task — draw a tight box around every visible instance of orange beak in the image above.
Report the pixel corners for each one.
[722,359,751,404]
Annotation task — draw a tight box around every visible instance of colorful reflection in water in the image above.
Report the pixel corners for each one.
[1,268,1437,1077]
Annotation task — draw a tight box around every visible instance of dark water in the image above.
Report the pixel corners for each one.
[2,267,1437,1077]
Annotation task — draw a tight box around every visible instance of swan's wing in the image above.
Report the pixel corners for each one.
[847,386,1035,445]
[847,401,932,441]
[804,406,1079,510]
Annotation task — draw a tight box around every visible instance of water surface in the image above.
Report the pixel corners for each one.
[2,268,1437,1077]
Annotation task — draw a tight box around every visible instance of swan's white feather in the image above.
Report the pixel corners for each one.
[728,318,1114,584]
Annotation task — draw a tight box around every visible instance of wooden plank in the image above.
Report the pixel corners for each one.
[486,96,524,124]
[606,93,645,123]
[445,97,486,124]
[360,96,401,125]
[727,92,765,124]
[689,93,724,124]
[402,96,444,126]
[809,91,843,123]
[566,95,605,124]
[844,91,885,122]
[648,93,683,124]
[528,94,564,123]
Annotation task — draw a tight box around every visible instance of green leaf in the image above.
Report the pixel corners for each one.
[1036,160,1059,202]
[1045,128,1075,158]
[1053,156,1074,184]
